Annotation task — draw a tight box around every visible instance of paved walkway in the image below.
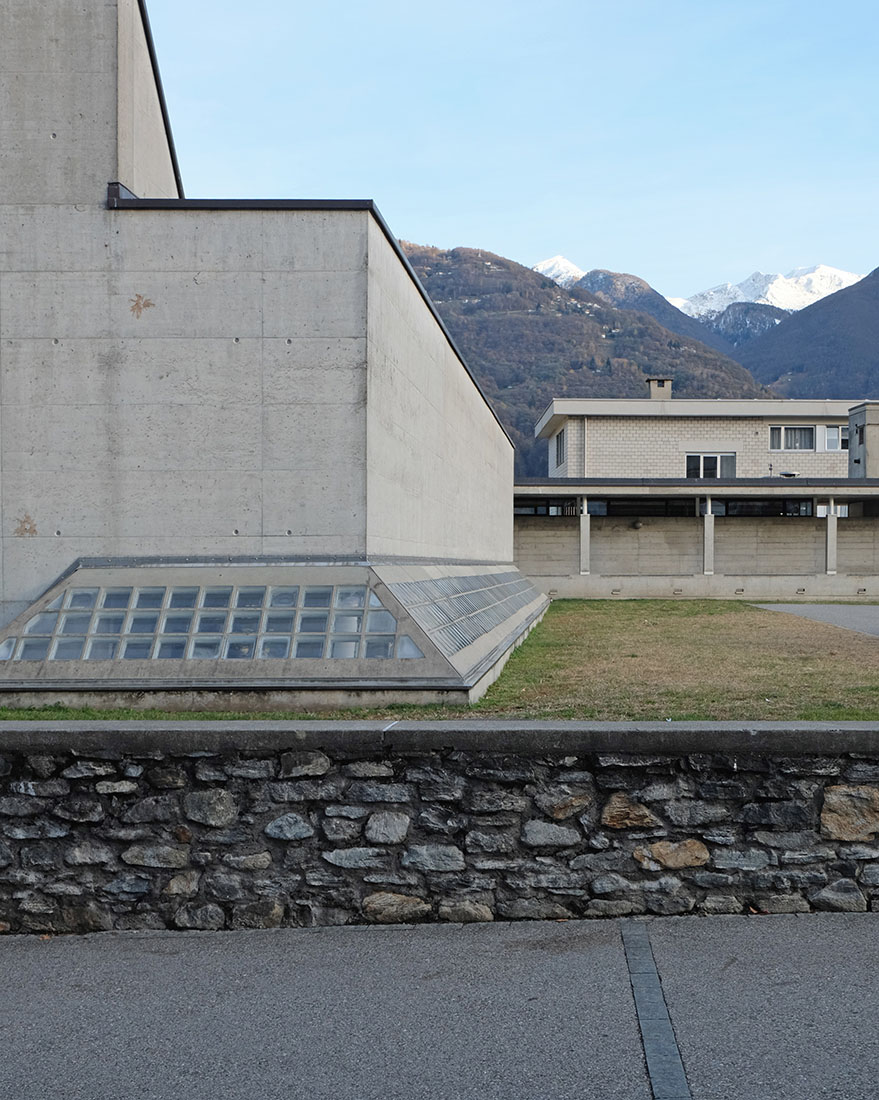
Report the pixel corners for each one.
[2,913,877,1099]
[755,602,879,638]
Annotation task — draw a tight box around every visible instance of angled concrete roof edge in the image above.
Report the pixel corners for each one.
[104,188,513,448]
[137,0,184,197]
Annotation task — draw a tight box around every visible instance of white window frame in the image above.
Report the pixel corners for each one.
[555,427,566,468]
[686,453,736,479]
[770,425,816,451]
[823,425,849,451]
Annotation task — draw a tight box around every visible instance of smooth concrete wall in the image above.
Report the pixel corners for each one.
[581,417,849,479]
[0,0,118,205]
[0,207,371,621]
[838,520,879,574]
[714,518,824,576]
[591,517,702,576]
[513,515,879,598]
[514,517,579,576]
[364,219,513,563]
[116,0,178,198]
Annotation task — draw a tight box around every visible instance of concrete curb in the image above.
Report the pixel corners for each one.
[0,719,878,755]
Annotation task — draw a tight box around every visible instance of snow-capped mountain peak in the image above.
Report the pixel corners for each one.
[533,255,586,288]
[674,264,864,319]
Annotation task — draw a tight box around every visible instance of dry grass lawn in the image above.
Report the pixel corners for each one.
[3,600,879,721]
[479,599,879,720]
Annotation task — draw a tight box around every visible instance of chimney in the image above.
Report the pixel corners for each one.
[646,377,673,400]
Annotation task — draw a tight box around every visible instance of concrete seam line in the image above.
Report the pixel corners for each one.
[621,921,692,1100]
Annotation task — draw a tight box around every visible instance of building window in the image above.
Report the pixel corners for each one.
[686,453,736,478]
[825,426,849,451]
[555,428,566,468]
[770,426,815,451]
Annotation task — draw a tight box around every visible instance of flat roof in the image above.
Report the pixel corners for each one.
[535,398,858,438]
[514,477,879,499]
[106,186,513,448]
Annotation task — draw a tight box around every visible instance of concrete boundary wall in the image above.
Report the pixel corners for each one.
[3,721,879,933]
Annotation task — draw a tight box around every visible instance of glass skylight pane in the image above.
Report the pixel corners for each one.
[265,612,295,633]
[298,612,328,633]
[128,613,159,634]
[162,613,193,634]
[335,586,366,609]
[293,639,323,658]
[269,586,299,608]
[303,587,332,608]
[329,637,359,659]
[85,639,117,660]
[235,587,265,608]
[135,588,166,609]
[0,638,15,661]
[61,613,92,635]
[51,637,85,660]
[202,587,232,608]
[368,592,384,607]
[196,613,227,634]
[364,636,395,659]
[259,637,290,658]
[224,637,255,659]
[366,610,396,633]
[230,613,260,634]
[18,638,50,660]
[102,588,133,609]
[397,635,425,659]
[332,612,362,633]
[121,639,152,660]
[156,637,187,658]
[67,588,98,610]
[94,614,124,634]
[189,637,222,659]
[169,588,198,609]
[46,595,63,611]
[24,613,58,635]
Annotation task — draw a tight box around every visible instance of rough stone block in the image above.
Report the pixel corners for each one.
[365,812,410,845]
[184,789,238,828]
[601,793,661,829]
[264,813,314,841]
[121,844,190,869]
[438,899,494,923]
[401,845,465,872]
[809,878,867,912]
[362,892,430,924]
[280,751,333,778]
[522,820,581,848]
[821,786,879,842]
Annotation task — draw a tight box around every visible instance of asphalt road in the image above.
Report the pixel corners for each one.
[2,913,878,1100]
[755,602,879,638]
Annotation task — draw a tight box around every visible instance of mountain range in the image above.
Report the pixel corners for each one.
[401,243,878,476]
[669,264,864,318]
[402,244,768,476]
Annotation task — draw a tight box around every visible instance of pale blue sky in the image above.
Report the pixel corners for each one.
[146,0,878,298]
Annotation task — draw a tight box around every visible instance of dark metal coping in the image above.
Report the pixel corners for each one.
[136,0,184,198]
[2,721,879,756]
[516,477,879,490]
[105,186,513,447]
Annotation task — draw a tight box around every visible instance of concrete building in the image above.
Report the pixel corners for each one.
[0,0,546,705]
[515,381,879,599]
[538,381,853,481]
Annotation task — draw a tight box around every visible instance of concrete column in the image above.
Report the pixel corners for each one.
[703,498,715,575]
[579,498,590,575]
[826,500,838,575]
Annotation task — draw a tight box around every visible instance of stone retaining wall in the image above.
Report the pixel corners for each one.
[3,723,879,933]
